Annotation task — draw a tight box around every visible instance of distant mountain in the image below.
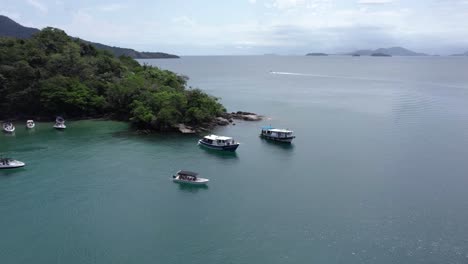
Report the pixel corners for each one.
[306,52,328,56]
[371,53,391,57]
[451,51,468,56]
[0,15,179,59]
[81,41,179,59]
[0,15,39,38]
[349,47,427,56]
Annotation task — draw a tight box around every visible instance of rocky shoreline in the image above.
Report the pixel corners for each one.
[2,112,263,135]
[175,111,263,134]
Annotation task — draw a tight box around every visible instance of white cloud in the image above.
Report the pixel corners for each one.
[0,10,21,20]
[269,0,307,10]
[96,3,127,12]
[358,0,394,4]
[248,0,257,3]
[172,16,196,27]
[26,0,48,14]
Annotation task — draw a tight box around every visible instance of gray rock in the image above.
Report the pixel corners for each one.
[216,117,230,126]
[176,123,196,134]
[242,114,262,121]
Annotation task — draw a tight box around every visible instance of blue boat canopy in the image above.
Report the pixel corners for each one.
[261,126,274,130]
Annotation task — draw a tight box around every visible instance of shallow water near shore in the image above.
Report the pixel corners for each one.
[2,56,468,264]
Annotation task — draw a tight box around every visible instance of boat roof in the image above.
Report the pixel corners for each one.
[177,170,198,176]
[270,128,293,133]
[204,134,233,141]
[261,126,293,133]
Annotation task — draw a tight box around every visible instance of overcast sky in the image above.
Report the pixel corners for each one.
[1,0,468,55]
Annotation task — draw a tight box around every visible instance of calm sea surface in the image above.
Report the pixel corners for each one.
[1,56,468,264]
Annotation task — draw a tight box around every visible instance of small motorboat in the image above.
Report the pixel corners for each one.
[198,134,240,152]
[26,120,35,129]
[260,126,296,143]
[172,170,209,185]
[2,122,15,133]
[53,116,66,130]
[0,158,25,169]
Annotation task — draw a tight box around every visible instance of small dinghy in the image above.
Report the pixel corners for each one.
[0,158,25,169]
[260,126,296,143]
[172,170,209,185]
[53,116,66,130]
[198,134,240,152]
[26,120,35,129]
[2,122,15,133]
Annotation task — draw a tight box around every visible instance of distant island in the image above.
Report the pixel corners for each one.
[348,47,427,56]
[371,53,391,57]
[451,51,468,56]
[0,27,227,132]
[306,53,328,56]
[0,15,179,59]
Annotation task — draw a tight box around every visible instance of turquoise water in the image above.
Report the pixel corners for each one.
[2,56,468,263]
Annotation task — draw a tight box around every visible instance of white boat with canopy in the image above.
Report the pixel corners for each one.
[26,120,35,129]
[198,134,239,151]
[0,158,25,169]
[53,116,66,129]
[2,122,15,133]
[172,170,209,185]
[260,126,296,143]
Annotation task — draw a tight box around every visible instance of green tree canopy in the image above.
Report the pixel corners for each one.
[0,27,226,130]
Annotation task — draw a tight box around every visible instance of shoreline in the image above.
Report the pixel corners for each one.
[1,111,263,135]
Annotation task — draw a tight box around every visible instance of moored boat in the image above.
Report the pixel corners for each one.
[0,158,25,169]
[2,122,15,133]
[53,116,66,130]
[198,134,239,152]
[26,120,35,129]
[260,126,295,143]
[172,170,209,185]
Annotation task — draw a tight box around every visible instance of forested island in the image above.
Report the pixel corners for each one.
[306,53,328,56]
[0,27,229,131]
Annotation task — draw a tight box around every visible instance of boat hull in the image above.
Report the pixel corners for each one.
[0,161,25,169]
[54,125,66,130]
[173,177,209,185]
[198,140,239,151]
[260,134,295,143]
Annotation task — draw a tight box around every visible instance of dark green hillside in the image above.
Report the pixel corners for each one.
[0,27,224,130]
[0,15,179,59]
[0,15,39,39]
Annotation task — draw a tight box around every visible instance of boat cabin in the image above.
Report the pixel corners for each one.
[261,126,294,138]
[175,170,199,181]
[0,158,11,166]
[201,135,236,146]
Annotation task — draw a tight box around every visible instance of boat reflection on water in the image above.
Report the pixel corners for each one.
[177,183,209,193]
[198,145,239,159]
[260,137,295,151]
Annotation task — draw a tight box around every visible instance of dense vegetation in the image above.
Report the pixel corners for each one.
[0,27,225,130]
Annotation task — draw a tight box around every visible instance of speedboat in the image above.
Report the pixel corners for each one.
[53,116,66,130]
[2,122,15,133]
[0,158,25,169]
[26,120,35,129]
[172,170,209,185]
[198,134,239,151]
[260,126,296,143]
